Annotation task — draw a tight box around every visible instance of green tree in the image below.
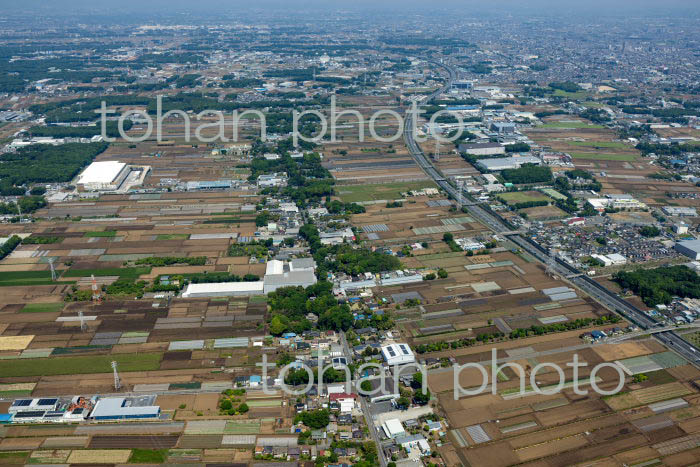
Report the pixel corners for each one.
[269,315,288,336]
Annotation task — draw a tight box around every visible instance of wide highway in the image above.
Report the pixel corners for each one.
[402,59,700,367]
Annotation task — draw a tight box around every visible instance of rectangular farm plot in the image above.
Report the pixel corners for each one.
[605,382,692,411]
[67,449,132,464]
[616,351,688,375]
[470,281,502,293]
[413,224,465,235]
[0,335,34,351]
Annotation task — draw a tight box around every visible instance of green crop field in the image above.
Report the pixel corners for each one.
[129,449,168,464]
[570,152,637,161]
[155,234,190,240]
[84,230,117,237]
[541,122,604,129]
[552,89,590,99]
[336,181,437,203]
[0,353,163,377]
[20,302,64,313]
[0,270,68,287]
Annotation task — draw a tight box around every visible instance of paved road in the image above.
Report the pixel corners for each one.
[340,331,388,467]
[402,59,700,368]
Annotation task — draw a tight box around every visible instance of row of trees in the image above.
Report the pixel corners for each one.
[134,256,207,267]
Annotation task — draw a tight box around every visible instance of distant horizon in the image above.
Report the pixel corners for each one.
[1,0,699,19]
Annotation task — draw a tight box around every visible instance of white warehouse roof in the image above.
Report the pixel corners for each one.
[266,259,284,275]
[181,281,264,298]
[381,343,415,365]
[78,161,127,184]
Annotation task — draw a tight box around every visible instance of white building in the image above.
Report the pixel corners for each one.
[606,253,627,265]
[382,418,406,439]
[77,161,130,191]
[395,434,431,457]
[181,281,264,298]
[266,259,284,275]
[257,173,287,188]
[329,393,357,413]
[381,343,415,366]
[587,195,646,212]
[674,223,689,234]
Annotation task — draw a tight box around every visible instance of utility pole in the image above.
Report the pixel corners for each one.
[456,180,465,206]
[48,257,56,281]
[78,310,87,332]
[546,249,558,279]
[91,274,101,303]
[112,361,121,391]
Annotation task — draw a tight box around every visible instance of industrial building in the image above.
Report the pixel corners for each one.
[180,258,318,298]
[591,253,627,266]
[675,239,700,260]
[77,161,130,191]
[9,398,58,413]
[490,122,517,134]
[263,270,317,294]
[458,142,505,156]
[381,343,415,366]
[663,206,698,217]
[476,155,542,171]
[451,80,474,90]
[185,180,233,191]
[89,396,160,420]
[257,172,287,188]
[181,281,264,298]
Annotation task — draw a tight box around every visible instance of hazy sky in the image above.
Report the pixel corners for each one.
[2,0,700,17]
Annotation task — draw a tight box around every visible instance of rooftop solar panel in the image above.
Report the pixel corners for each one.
[13,410,45,418]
